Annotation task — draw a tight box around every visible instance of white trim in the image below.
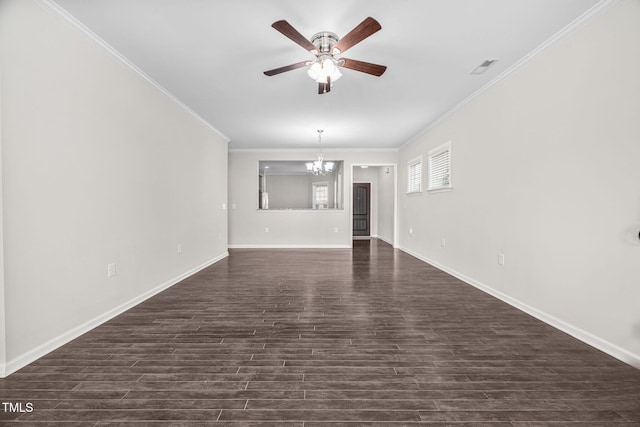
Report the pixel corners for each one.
[0,252,228,378]
[36,0,230,143]
[375,235,395,247]
[257,209,345,213]
[228,244,351,249]
[230,148,400,153]
[398,246,640,369]
[401,0,623,149]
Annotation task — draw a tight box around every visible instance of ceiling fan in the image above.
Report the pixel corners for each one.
[263,17,387,94]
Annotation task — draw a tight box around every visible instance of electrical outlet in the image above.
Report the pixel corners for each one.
[498,253,505,265]
[334,227,339,233]
[107,263,116,278]
[264,227,269,233]
[441,237,446,247]
[177,244,182,254]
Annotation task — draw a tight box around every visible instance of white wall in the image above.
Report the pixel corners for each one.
[377,166,396,245]
[0,0,229,375]
[229,151,397,248]
[0,64,5,376]
[398,0,640,367]
[266,175,312,209]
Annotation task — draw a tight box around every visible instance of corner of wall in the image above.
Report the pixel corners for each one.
[0,48,7,378]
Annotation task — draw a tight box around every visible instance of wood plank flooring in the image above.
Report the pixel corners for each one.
[2,239,639,425]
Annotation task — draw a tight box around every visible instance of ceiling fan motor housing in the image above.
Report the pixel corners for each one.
[311,32,339,55]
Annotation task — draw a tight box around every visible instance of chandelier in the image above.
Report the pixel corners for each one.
[306,129,334,176]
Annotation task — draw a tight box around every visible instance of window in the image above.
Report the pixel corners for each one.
[428,142,452,191]
[407,157,422,194]
[312,182,329,209]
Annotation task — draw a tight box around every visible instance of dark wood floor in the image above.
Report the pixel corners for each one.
[2,239,639,425]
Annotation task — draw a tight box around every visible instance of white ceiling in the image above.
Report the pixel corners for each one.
[51,0,603,150]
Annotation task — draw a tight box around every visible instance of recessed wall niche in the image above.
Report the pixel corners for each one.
[258,161,344,210]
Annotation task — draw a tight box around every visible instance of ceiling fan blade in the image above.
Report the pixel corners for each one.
[264,61,309,76]
[332,17,381,54]
[340,58,387,76]
[272,20,318,54]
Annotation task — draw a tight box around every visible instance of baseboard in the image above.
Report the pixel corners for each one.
[228,244,351,249]
[375,235,395,247]
[398,246,640,369]
[1,251,228,378]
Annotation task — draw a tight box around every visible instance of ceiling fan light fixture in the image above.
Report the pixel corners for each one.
[322,57,336,74]
[317,67,342,84]
[307,58,342,84]
[307,61,322,80]
[328,62,342,82]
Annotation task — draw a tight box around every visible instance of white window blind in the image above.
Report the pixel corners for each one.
[407,158,422,194]
[428,142,452,191]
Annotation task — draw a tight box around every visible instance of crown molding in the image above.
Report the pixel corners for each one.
[229,147,399,153]
[402,0,623,149]
[36,0,230,143]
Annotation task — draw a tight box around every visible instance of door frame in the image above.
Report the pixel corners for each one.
[350,163,398,248]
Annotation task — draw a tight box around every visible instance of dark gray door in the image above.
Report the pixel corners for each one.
[352,183,370,236]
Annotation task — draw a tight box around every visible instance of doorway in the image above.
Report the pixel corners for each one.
[352,182,371,237]
[351,164,397,247]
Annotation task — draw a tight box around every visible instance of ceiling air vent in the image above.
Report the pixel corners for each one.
[471,58,498,75]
